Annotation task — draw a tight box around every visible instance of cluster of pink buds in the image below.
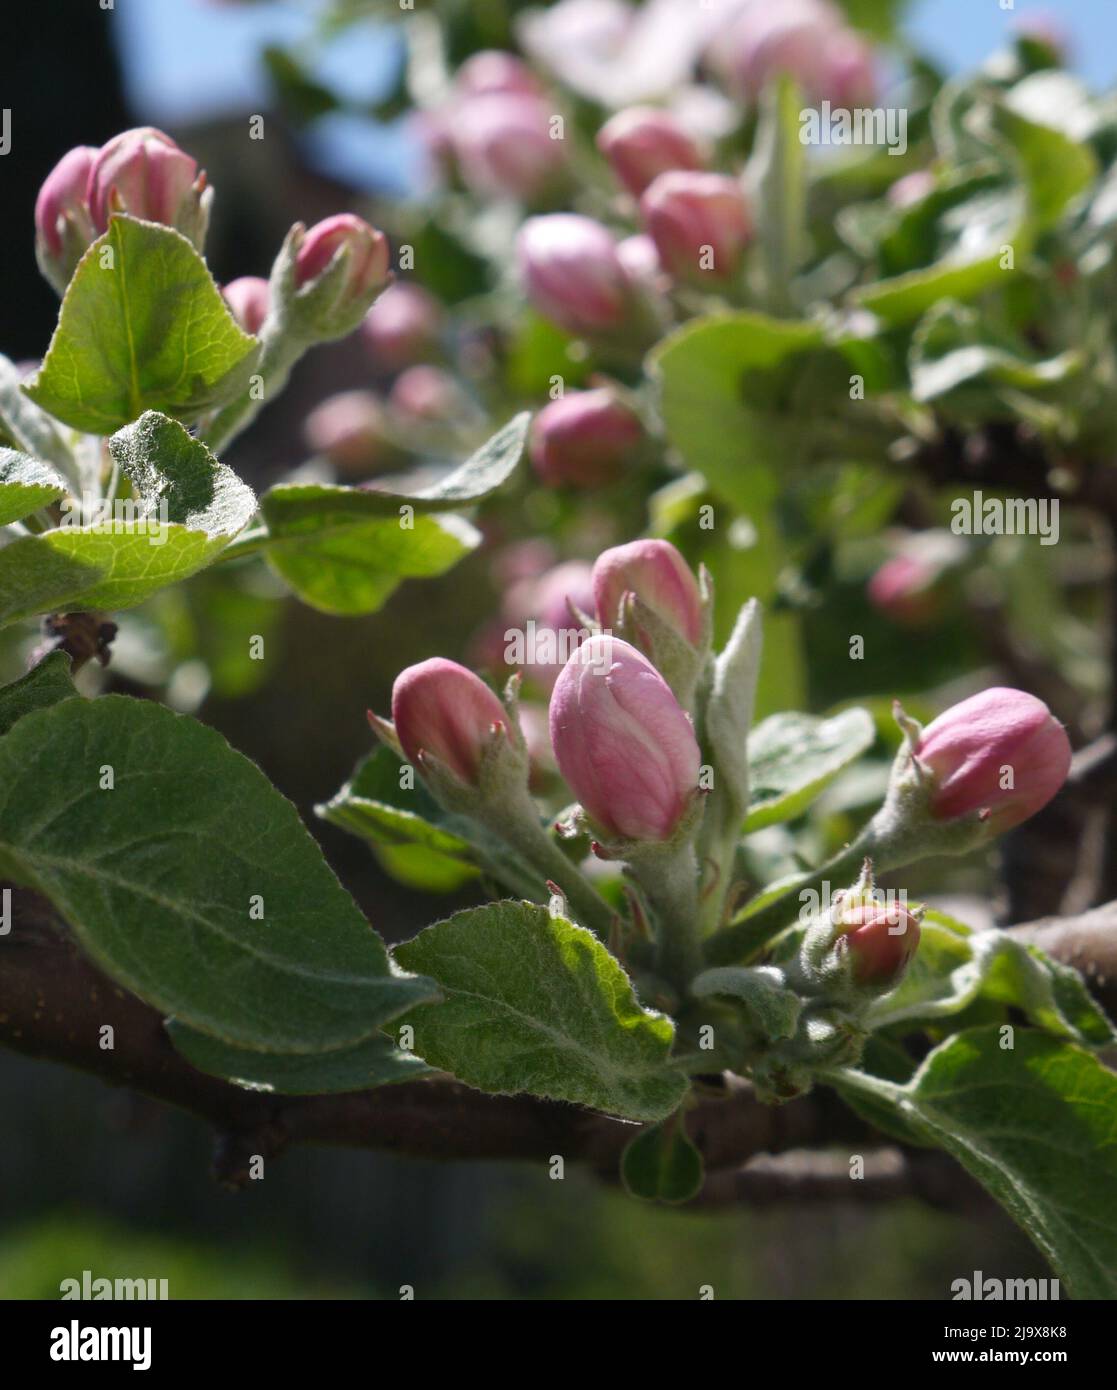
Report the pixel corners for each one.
[707,0,876,108]
[422,49,567,203]
[35,127,211,293]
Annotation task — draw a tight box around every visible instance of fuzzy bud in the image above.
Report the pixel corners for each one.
[596,106,704,198]
[390,658,509,787]
[913,688,1072,832]
[639,170,752,284]
[549,635,700,842]
[529,388,644,488]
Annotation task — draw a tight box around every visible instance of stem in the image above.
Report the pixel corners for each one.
[630,844,703,993]
[486,807,616,942]
[201,332,305,456]
[704,830,876,966]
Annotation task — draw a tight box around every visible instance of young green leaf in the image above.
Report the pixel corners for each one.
[690,965,802,1042]
[868,918,1116,1048]
[165,1022,432,1094]
[0,653,76,737]
[837,1027,1117,1299]
[0,412,256,627]
[0,450,69,526]
[24,216,259,435]
[621,1114,704,1203]
[318,745,544,899]
[745,707,876,830]
[392,901,690,1122]
[261,412,529,526]
[0,696,437,1052]
[263,511,480,616]
[0,354,73,471]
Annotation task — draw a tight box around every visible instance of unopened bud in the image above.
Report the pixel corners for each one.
[516,214,633,336]
[389,657,510,787]
[221,276,270,336]
[596,105,704,198]
[639,171,752,284]
[87,127,210,251]
[549,635,700,842]
[529,388,644,488]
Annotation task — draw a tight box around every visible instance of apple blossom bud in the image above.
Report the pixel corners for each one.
[388,366,468,425]
[221,276,270,336]
[360,282,442,371]
[549,635,700,842]
[516,214,633,335]
[836,902,921,985]
[596,105,704,198]
[710,1,876,107]
[867,553,939,627]
[87,127,209,250]
[34,145,97,292]
[529,388,644,488]
[391,657,509,786]
[592,539,702,647]
[452,93,567,201]
[640,171,752,284]
[455,50,541,98]
[617,233,662,283]
[295,213,390,300]
[304,390,389,472]
[914,688,1072,831]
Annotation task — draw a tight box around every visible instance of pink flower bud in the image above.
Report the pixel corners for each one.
[295,213,390,299]
[221,276,270,336]
[616,233,662,283]
[867,553,939,627]
[503,560,594,691]
[640,171,752,284]
[529,388,644,488]
[387,366,466,425]
[304,390,388,472]
[837,902,921,985]
[711,1,875,106]
[914,688,1072,831]
[592,539,702,646]
[455,50,542,98]
[516,214,633,335]
[549,635,701,841]
[391,657,508,786]
[87,127,203,237]
[452,93,566,201]
[360,282,442,371]
[825,29,877,108]
[35,145,97,258]
[596,105,704,198]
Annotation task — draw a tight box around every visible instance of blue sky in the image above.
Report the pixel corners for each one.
[112,0,1115,193]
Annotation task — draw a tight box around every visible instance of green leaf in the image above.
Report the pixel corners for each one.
[690,965,801,1041]
[832,1034,929,1147]
[0,412,256,627]
[0,449,69,526]
[0,354,72,470]
[0,653,77,737]
[649,311,824,514]
[321,747,545,897]
[261,413,529,527]
[24,216,259,435]
[869,918,1116,1049]
[392,901,690,1122]
[165,1022,431,1094]
[839,1028,1117,1298]
[264,511,480,616]
[747,75,807,311]
[0,696,436,1052]
[994,100,1098,231]
[851,185,1026,324]
[621,1115,704,1203]
[744,707,876,830]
